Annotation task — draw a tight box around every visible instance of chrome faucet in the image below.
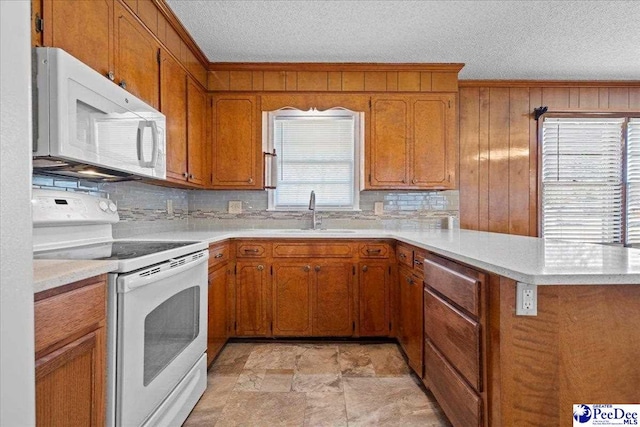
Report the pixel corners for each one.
[309,190,321,230]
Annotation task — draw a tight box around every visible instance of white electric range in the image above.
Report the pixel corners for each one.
[32,188,209,427]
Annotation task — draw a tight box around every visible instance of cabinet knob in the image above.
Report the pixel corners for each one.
[189,174,194,179]
[248,177,254,184]
[399,253,406,259]
[362,265,368,272]
[406,277,413,285]
[214,253,224,259]
[119,79,127,89]
[314,266,321,272]
[183,172,189,178]
[414,259,423,267]
[257,265,264,271]
[412,178,417,184]
[304,265,311,272]
[106,71,115,81]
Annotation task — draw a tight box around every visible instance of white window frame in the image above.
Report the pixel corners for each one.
[263,107,363,211]
[539,113,640,246]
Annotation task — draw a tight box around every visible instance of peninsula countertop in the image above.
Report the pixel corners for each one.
[128,228,640,285]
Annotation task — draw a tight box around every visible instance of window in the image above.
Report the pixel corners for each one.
[264,108,363,210]
[540,116,639,246]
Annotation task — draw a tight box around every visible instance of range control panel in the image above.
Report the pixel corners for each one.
[32,188,119,225]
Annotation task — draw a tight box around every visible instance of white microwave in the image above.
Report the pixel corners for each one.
[33,47,166,180]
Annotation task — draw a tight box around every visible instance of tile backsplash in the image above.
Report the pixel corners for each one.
[33,175,459,236]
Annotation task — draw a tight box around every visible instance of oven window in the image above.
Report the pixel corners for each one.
[143,286,200,386]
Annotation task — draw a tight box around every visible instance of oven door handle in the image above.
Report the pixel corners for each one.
[118,252,209,293]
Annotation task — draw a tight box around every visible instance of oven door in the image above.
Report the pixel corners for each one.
[115,251,208,427]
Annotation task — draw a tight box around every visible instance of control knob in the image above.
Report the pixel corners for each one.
[99,201,109,212]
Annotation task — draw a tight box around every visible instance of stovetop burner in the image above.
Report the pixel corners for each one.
[34,240,202,261]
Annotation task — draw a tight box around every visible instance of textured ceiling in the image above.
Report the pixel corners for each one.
[166,0,640,80]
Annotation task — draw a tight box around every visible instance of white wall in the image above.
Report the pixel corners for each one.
[0,1,36,425]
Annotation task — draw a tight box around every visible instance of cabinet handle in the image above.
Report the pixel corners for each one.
[214,253,224,259]
[248,177,254,184]
[304,265,311,272]
[399,253,407,259]
[257,265,264,271]
[244,248,260,253]
[362,265,368,272]
[366,249,381,254]
[314,266,321,272]
[414,259,423,267]
[406,277,413,285]
[106,71,115,81]
[119,79,127,89]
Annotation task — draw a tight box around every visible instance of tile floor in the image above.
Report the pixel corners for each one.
[184,342,450,426]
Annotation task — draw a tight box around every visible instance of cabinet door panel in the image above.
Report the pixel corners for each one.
[235,262,268,336]
[412,96,456,188]
[272,263,313,336]
[313,263,353,336]
[160,50,187,182]
[43,0,113,77]
[208,265,228,365]
[359,262,390,336]
[114,1,159,108]
[187,77,206,185]
[398,266,423,375]
[369,98,409,187]
[212,96,260,188]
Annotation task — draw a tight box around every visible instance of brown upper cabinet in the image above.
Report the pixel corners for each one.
[186,77,207,186]
[161,49,188,182]
[114,1,160,108]
[210,95,262,189]
[40,0,114,77]
[367,94,457,190]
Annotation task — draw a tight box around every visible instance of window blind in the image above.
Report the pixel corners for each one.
[541,117,625,243]
[627,119,640,245]
[273,116,357,209]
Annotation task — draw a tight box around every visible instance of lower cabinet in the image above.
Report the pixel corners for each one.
[312,262,353,336]
[34,276,107,427]
[272,262,313,336]
[234,261,270,336]
[207,264,229,365]
[397,265,423,375]
[358,261,390,336]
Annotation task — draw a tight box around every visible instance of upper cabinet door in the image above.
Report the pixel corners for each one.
[42,0,114,77]
[160,50,187,182]
[114,1,159,108]
[411,95,457,189]
[186,77,207,186]
[369,97,410,188]
[211,95,262,189]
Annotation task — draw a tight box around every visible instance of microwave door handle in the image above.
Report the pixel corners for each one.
[137,121,156,168]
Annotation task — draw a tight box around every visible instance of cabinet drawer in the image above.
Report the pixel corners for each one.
[396,245,413,267]
[209,242,230,270]
[236,241,269,258]
[423,341,482,427]
[424,288,481,391]
[359,243,390,259]
[423,253,483,317]
[272,242,353,258]
[34,279,106,356]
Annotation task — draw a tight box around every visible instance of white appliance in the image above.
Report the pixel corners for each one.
[33,47,166,180]
[32,189,207,427]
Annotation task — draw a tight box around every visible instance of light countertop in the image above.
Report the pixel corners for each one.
[130,228,640,286]
[33,259,119,294]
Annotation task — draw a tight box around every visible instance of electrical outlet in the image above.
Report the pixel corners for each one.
[516,282,537,316]
[166,199,173,215]
[228,200,242,214]
[374,202,384,216]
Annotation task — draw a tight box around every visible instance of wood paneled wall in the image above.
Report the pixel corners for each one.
[458,82,640,237]
[208,64,463,93]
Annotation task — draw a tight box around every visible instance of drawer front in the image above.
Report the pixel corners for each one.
[236,242,269,258]
[396,245,414,268]
[209,242,230,270]
[423,341,482,427]
[424,288,481,391]
[34,279,106,356]
[359,243,390,259]
[272,242,353,258]
[424,253,482,317]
